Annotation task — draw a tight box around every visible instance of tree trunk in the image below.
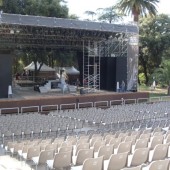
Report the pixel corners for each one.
[133,14,139,22]
[168,86,170,95]
[140,55,149,84]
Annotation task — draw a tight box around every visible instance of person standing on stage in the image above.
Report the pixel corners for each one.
[121,80,125,92]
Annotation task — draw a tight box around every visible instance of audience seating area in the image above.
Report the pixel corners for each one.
[1,101,170,169]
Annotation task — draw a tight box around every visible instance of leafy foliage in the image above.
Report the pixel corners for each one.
[2,0,68,18]
[152,60,170,86]
[97,6,123,23]
[139,14,170,85]
[116,0,159,22]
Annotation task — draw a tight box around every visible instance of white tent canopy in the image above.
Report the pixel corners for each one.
[64,66,80,75]
[24,62,55,72]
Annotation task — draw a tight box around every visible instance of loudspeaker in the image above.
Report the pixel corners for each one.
[0,52,13,98]
[80,88,86,95]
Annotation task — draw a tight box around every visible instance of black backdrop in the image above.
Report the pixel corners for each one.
[100,57,127,91]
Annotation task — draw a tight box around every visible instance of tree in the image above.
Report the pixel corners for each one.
[139,14,170,84]
[97,6,122,23]
[152,60,170,94]
[69,14,79,20]
[116,0,159,22]
[84,10,96,21]
[2,0,69,18]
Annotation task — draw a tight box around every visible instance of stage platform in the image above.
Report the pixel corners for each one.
[0,86,149,114]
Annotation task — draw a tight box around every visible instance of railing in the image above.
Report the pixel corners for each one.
[1,95,170,114]
[60,103,76,110]
[21,106,39,114]
[0,107,19,115]
[78,102,93,109]
[41,105,58,112]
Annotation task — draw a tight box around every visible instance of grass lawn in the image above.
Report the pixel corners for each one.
[138,85,168,98]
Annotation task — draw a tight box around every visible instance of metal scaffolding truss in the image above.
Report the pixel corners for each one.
[99,33,130,58]
[82,33,132,92]
[83,41,100,92]
[0,13,138,49]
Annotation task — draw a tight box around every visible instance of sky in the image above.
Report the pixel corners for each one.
[66,0,170,21]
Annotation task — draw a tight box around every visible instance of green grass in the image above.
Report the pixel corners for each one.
[138,85,168,98]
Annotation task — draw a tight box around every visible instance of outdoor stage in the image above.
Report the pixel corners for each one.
[0,87,149,114]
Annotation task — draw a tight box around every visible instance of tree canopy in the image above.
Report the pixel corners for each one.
[2,0,69,18]
[97,6,123,23]
[139,14,170,85]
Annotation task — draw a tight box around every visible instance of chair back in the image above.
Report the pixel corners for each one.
[82,156,103,170]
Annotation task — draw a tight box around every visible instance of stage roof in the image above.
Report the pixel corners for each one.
[0,13,138,49]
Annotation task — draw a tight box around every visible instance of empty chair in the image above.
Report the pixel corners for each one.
[73,148,94,166]
[118,132,129,141]
[105,152,128,170]
[165,130,170,139]
[10,142,24,157]
[144,160,169,170]
[165,134,170,143]
[40,138,51,144]
[47,151,72,170]
[124,135,137,145]
[76,138,89,146]
[53,137,65,144]
[93,140,105,152]
[90,137,102,147]
[92,134,102,138]
[117,141,132,154]
[82,156,103,170]
[67,137,77,145]
[149,143,169,162]
[105,137,115,145]
[139,133,151,139]
[22,146,40,162]
[128,148,149,167]
[60,141,73,147]
[39,143,48,151]
[96,145,114,160]
[131,131,140,137]
[142,129,152,134]
[75,143,90,156]
[5,141,17,153]
[59,146,72,153]
[104,134,115,141]
[133,138,149,152]
[149,135,164,150]
[153,127,162,133]
[79,135,89,140]
[45,143,57,152]
[32,150,55,170]
[153,131,164,136]
[18,144,34,161]
[109,137,122,148]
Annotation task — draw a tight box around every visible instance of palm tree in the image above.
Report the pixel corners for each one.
[116,0,159,22]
